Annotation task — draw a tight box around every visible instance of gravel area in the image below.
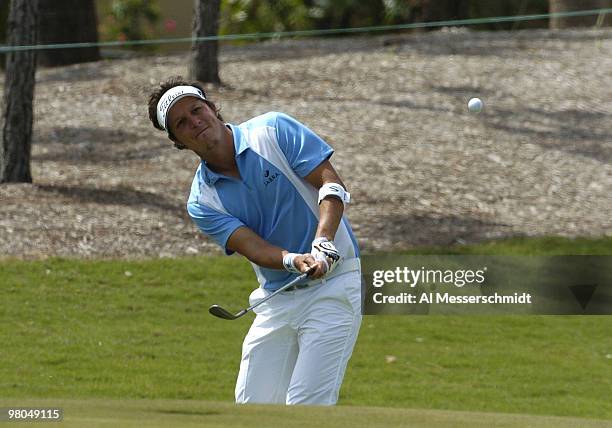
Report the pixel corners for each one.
[0,28,610,259]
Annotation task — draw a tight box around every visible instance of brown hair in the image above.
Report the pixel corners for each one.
[147,76,224,149]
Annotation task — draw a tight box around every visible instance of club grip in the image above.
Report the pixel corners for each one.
[305,265,317,277]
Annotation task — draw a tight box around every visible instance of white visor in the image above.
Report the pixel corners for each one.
[156,85,207,131]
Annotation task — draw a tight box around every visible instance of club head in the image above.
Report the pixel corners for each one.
[208,305,238,320]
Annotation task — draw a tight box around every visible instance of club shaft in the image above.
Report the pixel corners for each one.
[244,271,311,313]
[209,268,316,320]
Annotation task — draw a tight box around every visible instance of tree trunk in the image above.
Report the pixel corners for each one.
[190,0,221,84]
[37,0,100,67]
[0,1,10,70]
[549,0,612,29]
[1,0,39,183]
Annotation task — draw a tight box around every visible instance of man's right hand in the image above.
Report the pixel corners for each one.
[284,253,328,279]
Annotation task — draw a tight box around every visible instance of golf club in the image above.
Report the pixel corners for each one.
[209,267,316,320]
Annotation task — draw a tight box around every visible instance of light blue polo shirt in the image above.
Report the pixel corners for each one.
[187,112,359,290]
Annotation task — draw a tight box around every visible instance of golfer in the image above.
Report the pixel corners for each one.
[147,77,362,405]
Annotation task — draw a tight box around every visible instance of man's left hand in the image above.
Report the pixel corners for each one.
[311,237,342,276]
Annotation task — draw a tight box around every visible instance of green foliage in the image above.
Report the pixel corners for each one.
[221,0,313,35]
[220,0,394,35]
[382,0,420,25]
[100,0,160,43]
[219,0,550,35]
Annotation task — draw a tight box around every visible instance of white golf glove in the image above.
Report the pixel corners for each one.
[282,252,302,273]
[311,237,341,275]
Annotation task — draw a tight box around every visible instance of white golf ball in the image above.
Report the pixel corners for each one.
[468,97,483,113]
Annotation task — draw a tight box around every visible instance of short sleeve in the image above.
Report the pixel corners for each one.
[187,201,245,255]
[274,113,334,177]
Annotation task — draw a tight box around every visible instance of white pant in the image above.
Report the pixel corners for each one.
[235,265,362,405]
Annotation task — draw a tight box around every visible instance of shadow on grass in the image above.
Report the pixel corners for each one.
[357,212,512,252]
[484,107,611,162]
[36,184,184,214]
[33,126,167,163]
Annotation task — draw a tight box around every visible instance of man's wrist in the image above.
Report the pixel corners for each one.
[311,237,341,275]
[282,252,302,273]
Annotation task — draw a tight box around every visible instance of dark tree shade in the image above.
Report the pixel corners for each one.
[37,0,100,67]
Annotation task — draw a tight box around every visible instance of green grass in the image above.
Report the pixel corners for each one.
[401,236,612,255]
[0,399,610,428]
[0,237,611,421]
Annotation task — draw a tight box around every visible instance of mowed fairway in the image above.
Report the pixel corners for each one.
[0,399,610,428]
[1,238,611,426]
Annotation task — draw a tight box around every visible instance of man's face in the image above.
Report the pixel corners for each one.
[167,97,224,157]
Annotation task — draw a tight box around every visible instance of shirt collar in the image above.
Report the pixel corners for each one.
[228,123,250,155]
[199,123,248,186]
[200,162,221,185]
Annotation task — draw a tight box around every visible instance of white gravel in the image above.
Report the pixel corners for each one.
[0,28,610,259]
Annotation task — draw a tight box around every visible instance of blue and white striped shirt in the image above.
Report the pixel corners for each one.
[187,112,359,290]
